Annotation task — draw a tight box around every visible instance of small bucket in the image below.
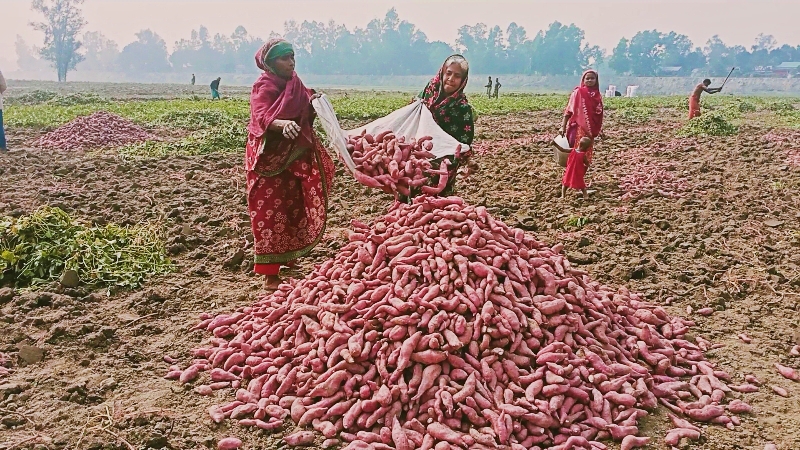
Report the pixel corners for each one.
[553,135,571,167]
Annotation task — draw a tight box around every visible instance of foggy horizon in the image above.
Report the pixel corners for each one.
[3,0,800,72]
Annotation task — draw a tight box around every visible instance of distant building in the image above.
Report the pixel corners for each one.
[773,62,800,78]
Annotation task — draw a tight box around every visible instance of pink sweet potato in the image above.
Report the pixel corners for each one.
[665,428,701,446]
[217,437,242,450]
[284,431,316,446]
[684,405,725,422]
[165,196,750,450]
[620,435,650,450]
[775,363,800,382]
[771,385,790,397]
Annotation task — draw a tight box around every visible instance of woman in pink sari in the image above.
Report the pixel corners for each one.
[559,70,604,199]
[246,39,335,291]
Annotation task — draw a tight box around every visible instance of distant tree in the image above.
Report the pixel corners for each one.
[660,32,706,75]
[749,47,772,69]
[611,30,706,76]
[285,19,341,73]
[752,34,777,52]
[609,38,631,74]
[15,35,51,72]
[228,26,264,72]
[360,9,432,75]
[29,0,86,81]
[705,35,742,76]
[118,29,171,72]
[95,10,800,78]
[769,44,799,66]
[529,22,586,75]
[505,22,530,73]
[427,41,456,72]
[78,31,119,71]
[456,23,489,69]
[626,30,667,76]
[582,44,605,70]
[171,26,225,72]
[283,9,443,76]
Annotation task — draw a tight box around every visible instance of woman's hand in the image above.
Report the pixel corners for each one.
[462,158,478,179]
[281,120,301,140]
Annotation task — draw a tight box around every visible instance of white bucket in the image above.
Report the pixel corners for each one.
[552,135,571,168]
[553,135,570,151]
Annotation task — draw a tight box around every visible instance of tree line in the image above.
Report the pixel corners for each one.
[21,0,800,82]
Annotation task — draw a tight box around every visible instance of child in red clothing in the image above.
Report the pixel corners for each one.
[562,136,592,199]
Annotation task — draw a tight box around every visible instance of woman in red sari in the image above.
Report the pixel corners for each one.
[246,39,334,291]
[559,70,604,199]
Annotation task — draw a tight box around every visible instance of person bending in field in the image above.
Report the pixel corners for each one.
[210,77,222,100]
[560,70,604,200]
[689,79,722,119]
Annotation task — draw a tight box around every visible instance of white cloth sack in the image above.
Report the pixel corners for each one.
[312,95,470,175]
[312,94,356,172]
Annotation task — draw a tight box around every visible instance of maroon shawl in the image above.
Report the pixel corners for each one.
[246,39,315,172]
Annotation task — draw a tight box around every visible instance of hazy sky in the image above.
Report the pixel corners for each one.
[3,0,799,70]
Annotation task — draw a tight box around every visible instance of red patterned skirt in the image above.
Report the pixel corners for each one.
[246,137,334,275]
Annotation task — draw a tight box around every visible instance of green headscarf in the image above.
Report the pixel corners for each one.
[265,41,294,62]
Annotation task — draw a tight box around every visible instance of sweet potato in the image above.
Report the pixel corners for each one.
[775,363,800,382]
[284,431,316,446]
[665,428,701,446]
[170,196,748,450]
[771,385,790,397]
[620,435,650,450]
[727,400,753,414]
[684,405,725,422]
[217,437,242,450]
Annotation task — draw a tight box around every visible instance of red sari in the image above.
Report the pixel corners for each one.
[562,70,604,190]
[246,40,334,275]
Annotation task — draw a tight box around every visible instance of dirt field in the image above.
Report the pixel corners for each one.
[1,82,799,450]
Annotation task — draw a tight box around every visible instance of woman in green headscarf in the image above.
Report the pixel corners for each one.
[417,54,475,197]
[245,38,334,291]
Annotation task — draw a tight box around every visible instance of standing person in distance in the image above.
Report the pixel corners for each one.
[191,74,196,85]
[493,78,501,98]
[485,76,493,97]
[559,70,604,200]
